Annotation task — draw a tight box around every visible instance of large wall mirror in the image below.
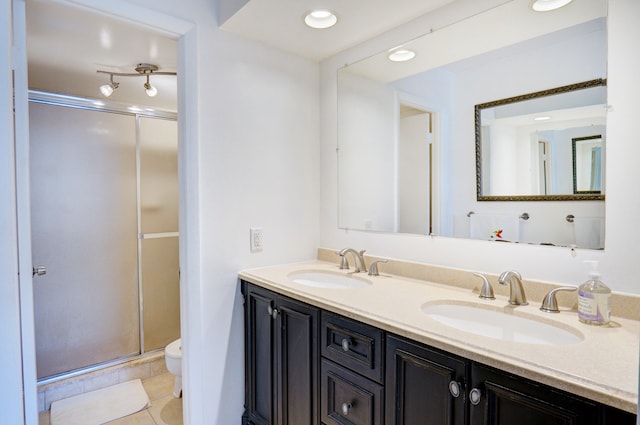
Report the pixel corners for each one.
[337,0,607,249]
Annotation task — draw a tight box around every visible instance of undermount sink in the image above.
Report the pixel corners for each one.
[422,301,584,345]
[287,270,371,289]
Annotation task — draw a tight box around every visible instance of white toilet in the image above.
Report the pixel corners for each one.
[165,338,182,398]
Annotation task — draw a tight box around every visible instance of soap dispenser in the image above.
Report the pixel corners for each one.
[578,260,611,326]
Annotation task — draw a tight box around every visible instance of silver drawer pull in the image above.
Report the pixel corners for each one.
[469,388,482,405]
[448,380,461,398]
[341,338,351,352]
[341,402,352,415]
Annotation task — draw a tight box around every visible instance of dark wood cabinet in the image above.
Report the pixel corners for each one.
[385,335,467,425]
[243,282,636,425]
[468,362,636,425]
[386,334,635,425]
[243,283,319,425]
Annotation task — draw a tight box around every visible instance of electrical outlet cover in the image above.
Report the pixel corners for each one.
[250,227,263,252]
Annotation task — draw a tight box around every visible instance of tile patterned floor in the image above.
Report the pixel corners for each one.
[38,373,182,425]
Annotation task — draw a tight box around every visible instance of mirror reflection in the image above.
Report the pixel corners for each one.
[337,0,607,249]
[476,79,606,200]
[573,134,603,194]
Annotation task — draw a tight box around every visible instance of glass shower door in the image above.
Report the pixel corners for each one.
[30,102,140,379]
[138,116,180,351]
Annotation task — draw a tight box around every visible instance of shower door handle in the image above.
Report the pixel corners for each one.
[32,265,47,277]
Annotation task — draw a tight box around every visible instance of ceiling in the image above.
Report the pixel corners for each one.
[342,1,606,84]
[26,0,178,112]
[25,0,458,110]
[220,0,457,61]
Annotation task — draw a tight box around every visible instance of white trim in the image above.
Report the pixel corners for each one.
[63,0,194,37]
[176,28,202,425]
[2,1,28,423]
[139,232,180,239]
[13,0,39,422]
[28,90,177,120]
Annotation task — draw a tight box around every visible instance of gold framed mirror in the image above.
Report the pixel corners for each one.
[475,79,606,201]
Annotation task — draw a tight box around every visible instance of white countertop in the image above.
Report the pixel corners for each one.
[239,260,639,414]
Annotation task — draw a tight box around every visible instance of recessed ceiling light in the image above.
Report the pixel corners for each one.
[530,0,573,12]
[388,49,416,62]
[304,9,337,29]
[534,116,552,121]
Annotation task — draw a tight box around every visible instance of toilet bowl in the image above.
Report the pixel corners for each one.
[165,338,182,398]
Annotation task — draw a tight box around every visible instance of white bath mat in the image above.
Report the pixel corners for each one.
[50,379,150,425]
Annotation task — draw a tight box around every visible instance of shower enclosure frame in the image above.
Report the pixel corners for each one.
[29,90,180,385]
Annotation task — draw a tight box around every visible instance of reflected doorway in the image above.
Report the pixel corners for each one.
[398,104,435,235]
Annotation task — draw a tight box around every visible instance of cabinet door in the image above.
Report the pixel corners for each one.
[386,335,467,425]
[244,285,277,425]
[321,359,384,425]
[277,296,319,425]
[469,363,600,425]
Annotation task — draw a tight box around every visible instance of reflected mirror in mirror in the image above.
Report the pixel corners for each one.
[337,0,606,249]
[573,134,603,194]
[476,79,606,201]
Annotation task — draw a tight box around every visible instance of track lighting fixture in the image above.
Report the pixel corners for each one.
[97,63,176,98]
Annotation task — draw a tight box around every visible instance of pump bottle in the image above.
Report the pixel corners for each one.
[577,260,611,325]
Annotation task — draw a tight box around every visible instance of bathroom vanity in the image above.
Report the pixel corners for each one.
[240,258,638,425]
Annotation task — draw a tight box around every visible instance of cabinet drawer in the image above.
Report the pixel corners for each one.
[321,359,383,425]
[321,311,384,382]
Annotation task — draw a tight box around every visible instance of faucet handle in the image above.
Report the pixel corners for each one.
[473,273,495,300]
[368,259,388,276]
[336,250,349,270]
[539,287,577,313]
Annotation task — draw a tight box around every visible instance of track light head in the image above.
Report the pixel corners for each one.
[99,75,119,97]
[144,75,158,97]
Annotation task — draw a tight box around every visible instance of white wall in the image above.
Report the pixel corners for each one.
[135,5,321,424]
[320,0,640,295]
[195,26,320,423]
[338,71,397,231]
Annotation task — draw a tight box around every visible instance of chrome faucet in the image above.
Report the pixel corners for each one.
[498,270,528,305]
[338,248,367,273]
